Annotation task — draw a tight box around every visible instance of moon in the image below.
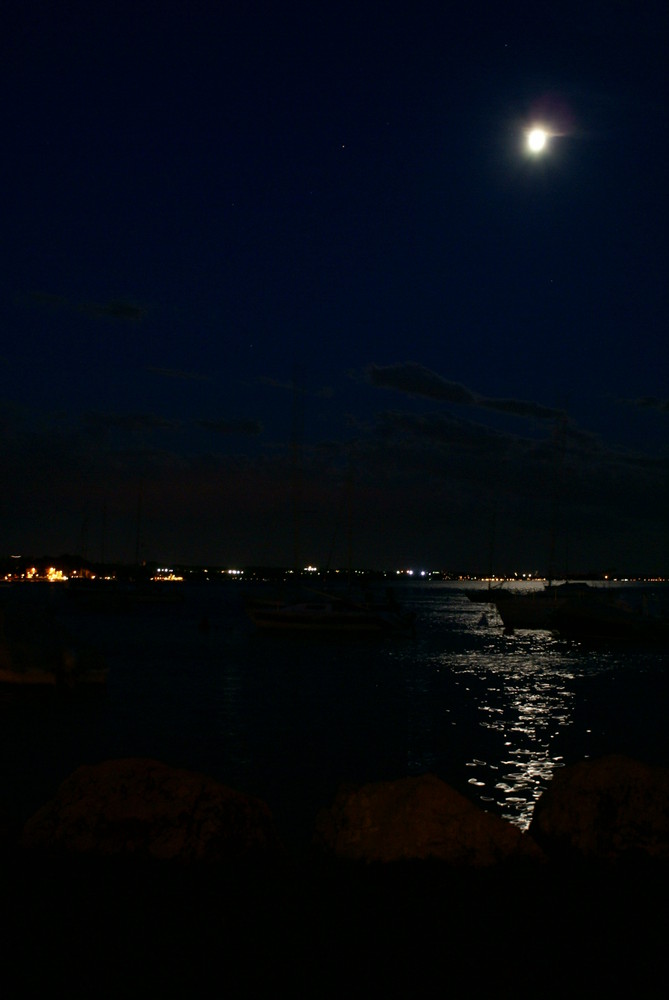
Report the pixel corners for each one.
[527,127,548,153]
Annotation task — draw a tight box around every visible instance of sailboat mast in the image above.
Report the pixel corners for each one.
[291,368,304,575]
[487,509,496,587]
[346,450,353,589]
[547,412,567,584]
[135,485,143,569]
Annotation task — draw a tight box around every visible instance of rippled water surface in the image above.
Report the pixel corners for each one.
[2,581,667,844]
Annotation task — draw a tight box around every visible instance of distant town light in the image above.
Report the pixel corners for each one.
[152,567,184,582]
[46,567,68,582]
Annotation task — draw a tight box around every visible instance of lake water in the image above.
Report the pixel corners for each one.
[2,580,668,851]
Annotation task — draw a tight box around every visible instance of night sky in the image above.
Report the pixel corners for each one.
[2,2,667,575]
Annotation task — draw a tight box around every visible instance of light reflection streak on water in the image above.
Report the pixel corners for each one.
[402,589,620,832]
[450,629,580,829]
[392,590,663,835]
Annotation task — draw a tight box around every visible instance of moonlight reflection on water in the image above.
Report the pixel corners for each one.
[399,584,668,831]
[1,581,666,845]
[433,633,578,828]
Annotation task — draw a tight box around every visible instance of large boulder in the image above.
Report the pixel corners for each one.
[529,755,669,862]
[20,758,283,863]
[314,773,543,866]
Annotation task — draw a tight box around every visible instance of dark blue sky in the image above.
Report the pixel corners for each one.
[2,2,667,574]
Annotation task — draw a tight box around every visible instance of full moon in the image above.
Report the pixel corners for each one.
[527,128,548,153]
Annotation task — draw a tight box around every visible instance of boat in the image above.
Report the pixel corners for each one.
[490,412,586,632]
[464,583,509,604]
[493,582,593,631]
[551,590,669,644]
[246,589,416,634]
[463,514,505,603]
[66,578,185,613]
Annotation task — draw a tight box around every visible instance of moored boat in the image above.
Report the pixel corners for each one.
[493,582,593,631]
[551,590,669,644]
[464,584,509,604]
[246,589,415,634]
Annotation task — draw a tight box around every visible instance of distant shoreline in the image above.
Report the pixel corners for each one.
[2,553,666,587]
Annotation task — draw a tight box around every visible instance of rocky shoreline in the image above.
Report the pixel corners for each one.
[3,755,668,995]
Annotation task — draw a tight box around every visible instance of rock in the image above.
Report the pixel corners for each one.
[0,601,107,686]
[529,754,669,862]
[21,757,283,863]
[314,773,543,866]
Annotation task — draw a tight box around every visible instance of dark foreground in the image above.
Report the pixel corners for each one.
[3,848,668,997]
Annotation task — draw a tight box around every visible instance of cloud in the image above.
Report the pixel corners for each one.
[83,411,181,435]
[374,409,506,454]
[256,375,334,398]
[480,396,564,421]
[147,367,211,382]
[1,391,665,572]
[367,363,475,405]
[198,418,263,436]
[367,362,563,422]
[628,396,669,414]
[27,291,69,310]
[358,404,668,513]
[80,300,147,321]
[256,376,295,391]
[28,291,147,321]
